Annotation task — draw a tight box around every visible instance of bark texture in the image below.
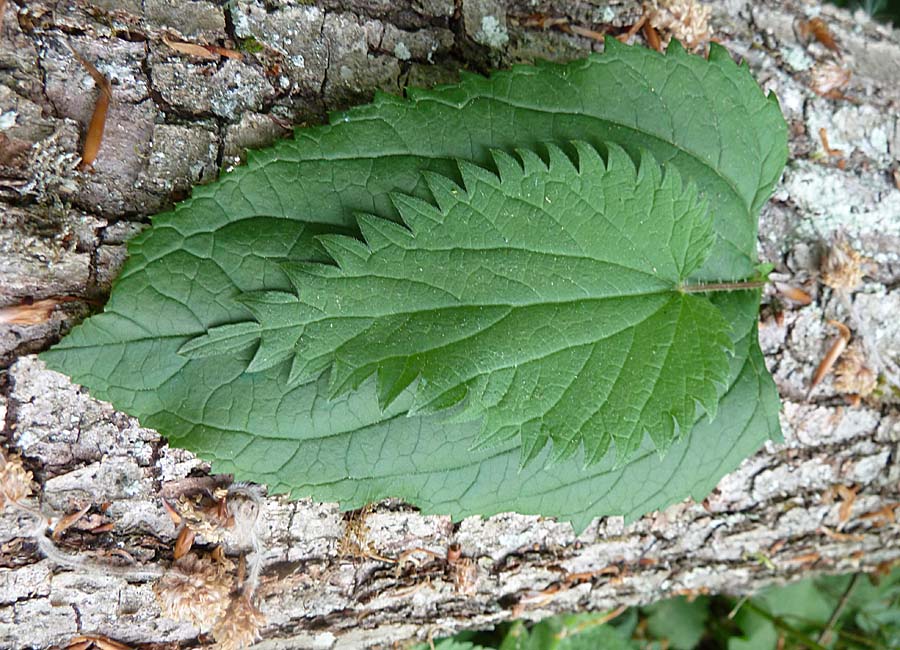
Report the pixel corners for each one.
[2,0,900,648]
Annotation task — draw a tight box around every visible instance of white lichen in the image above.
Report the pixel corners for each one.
[781,45,815,72]
[0,110,17,130]
[477,16,509,49]
[393,42,411,61]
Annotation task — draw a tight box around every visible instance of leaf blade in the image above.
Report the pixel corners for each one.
[42,42,787,529]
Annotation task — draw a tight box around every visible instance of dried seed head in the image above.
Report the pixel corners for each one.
[809,63,851,97]
[0,451,33,508]
[451,556,478,595]
[212,594,266,650]
[339,505,375,559]
[176,493,232,543]
[648,0,712,51]
[821,237,865,290]
[834,345,877,397]
[154,553,234,628]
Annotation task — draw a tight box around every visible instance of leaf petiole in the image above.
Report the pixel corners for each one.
[679,280,768,293]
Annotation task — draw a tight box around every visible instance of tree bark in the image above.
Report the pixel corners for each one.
[2,0,900,648]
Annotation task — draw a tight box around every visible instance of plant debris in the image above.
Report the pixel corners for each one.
[797,17,840,54]
[809,63,852,98]
[154,553,235,628]
[447,544,478,595]
[65,635,132,650]
[0,450,32,508]
[836,484,859,523]
[206,45,243,60]
[174,487,233,543]
[821,236,865,290]
[212,594,266,650]
[173,526,196,560]
[833,345,877,398]
[339,504,394,563]
[646,0,712,51]
[774,282,813,306]
[519,14,606,43]
[52,504,91,540]
[643,22,663,52]
[163,35,218,60]
[0,298,63,326]
[808,320,851,395]
[68,46,112,171]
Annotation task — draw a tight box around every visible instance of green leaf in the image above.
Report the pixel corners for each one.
[181,143,732,466]
[729,606,778,650]
[41,40,787,528]
[643,596,710,650]
[421,640,490,650]
[496,613,637,650]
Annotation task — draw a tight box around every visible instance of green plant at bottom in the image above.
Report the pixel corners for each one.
[417,566,900,650]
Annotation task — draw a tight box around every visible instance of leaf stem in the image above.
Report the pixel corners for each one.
[817,573,859,645]
[679,280,767,293]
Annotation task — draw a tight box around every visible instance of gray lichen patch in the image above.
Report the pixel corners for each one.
[151,58,276,121]
[143,122,219,192]
[322,13,403,106]
[779,161,900,267]
[0,207,99,300]
[10,357,159,476]
[0,205,102,365]
[143,0,225,40]
[807,100,896,164]
[853,289,900,368]
[0,561,51,605]
[379,24,455,63]
[3,597,79,647]
[84,0,225,42]
[0,86,55,145]
[43,456,153,509]
[229,3,329,97]
[463,0,510,49]
[782,403,881,447]
[0,1,42,101]
[842,33,900,101]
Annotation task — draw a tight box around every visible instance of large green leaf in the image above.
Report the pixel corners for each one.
[180,143,732,467]
[42,39,786,530]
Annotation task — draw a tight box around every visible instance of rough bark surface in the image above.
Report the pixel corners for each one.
[1,0,900,648]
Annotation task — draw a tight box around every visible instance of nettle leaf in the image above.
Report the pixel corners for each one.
[42,39,787,531]
[181,143,732,467]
